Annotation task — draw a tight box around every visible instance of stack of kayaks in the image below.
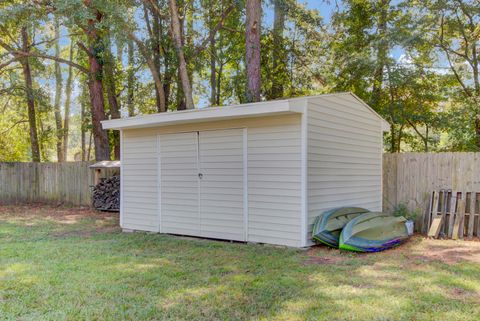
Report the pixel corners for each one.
[312,207,369,247]
[312,207,410,252]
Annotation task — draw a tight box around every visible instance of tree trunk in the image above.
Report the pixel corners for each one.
[425,125,429,152]
[152,1,163,111]
[473,43,480,148]
[104,35,121,159]
[20,27,40,162]
[88,56,110,161]
[397,125,403,152]
[476,116,480,149]
[271,0,285,99]
[176,67,187,110]
[87,130,93,161]
[143,1,164,112]
[209,4,217,106]
[371,0,389,108]
[245,0,261,102]
[389,124,396,153]
[83,1,110,161]
[210,44,216,105]
[81,87,86,161]
[54,20,64,162]
[169,0,194,109]
[63,43,74,161]
[216,62,223,105]
[129,32,167,112]
[127,39,135,116]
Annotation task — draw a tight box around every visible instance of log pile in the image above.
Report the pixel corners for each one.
[92,175,120,211]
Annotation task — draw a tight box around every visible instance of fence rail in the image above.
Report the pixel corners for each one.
[0,162,116,206]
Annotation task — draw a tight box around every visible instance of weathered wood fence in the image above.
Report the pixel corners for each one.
[1,153,479,217]
[383,153,480,231]
[0,162,116,206]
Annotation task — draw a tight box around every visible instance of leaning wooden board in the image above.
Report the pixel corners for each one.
[440,190,450,235]
[430,191,440,230]
[447,191,457,238]
[467,193,476,239]
[428,217,443,238]
[452,198,465,240]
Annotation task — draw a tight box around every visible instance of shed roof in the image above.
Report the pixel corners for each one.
[89,160,121,169]
[102,92,390,131]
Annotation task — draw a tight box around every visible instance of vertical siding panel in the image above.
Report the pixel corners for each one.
[159,132,199,236]
[199,129,245,241]
[247,118,302,247]
[122,132,159,231]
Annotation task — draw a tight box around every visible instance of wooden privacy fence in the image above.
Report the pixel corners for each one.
[1,153,480,221]
[0,162,116,206]
[383,153,480,232]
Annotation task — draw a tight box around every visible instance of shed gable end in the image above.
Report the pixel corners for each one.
[306,95,384,244]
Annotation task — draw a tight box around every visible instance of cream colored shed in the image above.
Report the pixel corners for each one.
[102,93,390,247]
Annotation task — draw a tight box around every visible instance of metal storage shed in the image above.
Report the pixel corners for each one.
[102,92,390,247]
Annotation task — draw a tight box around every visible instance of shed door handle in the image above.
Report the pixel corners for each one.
[198,173,203,179]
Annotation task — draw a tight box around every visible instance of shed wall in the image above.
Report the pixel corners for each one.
[306,95,383,243]
[121,114,302,247]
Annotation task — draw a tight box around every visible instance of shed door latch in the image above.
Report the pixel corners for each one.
[198,173,203,179]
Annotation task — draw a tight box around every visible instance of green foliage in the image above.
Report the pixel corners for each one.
[392,202,419,221]
[1,0,480,160]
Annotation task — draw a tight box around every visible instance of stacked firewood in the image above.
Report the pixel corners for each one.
[92,175,120,211]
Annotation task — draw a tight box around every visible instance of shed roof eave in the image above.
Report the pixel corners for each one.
[101,99,301,130]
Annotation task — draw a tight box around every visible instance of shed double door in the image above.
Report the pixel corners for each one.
[159,128,245,241]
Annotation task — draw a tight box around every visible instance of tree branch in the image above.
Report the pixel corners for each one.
[406,118,427,144]
[0,56,21,70]
[29,32,81,49]
[195,3,237,54]
[0,120,28,136]
[0,39,16,53]
[0,24,21,48]
[221,26,242,33]
[76,41,92,57]
[15,51,88,73]
[143,0,169,20]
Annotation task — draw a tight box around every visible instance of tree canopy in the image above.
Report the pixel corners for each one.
[0,0,478,161]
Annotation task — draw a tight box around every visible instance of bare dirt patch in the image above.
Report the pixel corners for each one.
[0,204,119,233]
[413,247,480,265]
[398,237,480,265]
[303,247,347,265]
[307,235,480,266]
[51,226,120,238]
[0,203,115,219]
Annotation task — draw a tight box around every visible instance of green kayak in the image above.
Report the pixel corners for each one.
[339,212,409,252]
[312,207,370,248]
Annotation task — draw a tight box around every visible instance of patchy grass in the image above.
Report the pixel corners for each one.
[0,205,479,321]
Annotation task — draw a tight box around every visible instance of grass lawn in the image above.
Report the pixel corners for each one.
[1,205,479,321]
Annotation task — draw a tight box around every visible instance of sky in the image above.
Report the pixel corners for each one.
[264,0,337,24]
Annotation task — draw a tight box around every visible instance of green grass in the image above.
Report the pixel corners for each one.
[1,205,479,321]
